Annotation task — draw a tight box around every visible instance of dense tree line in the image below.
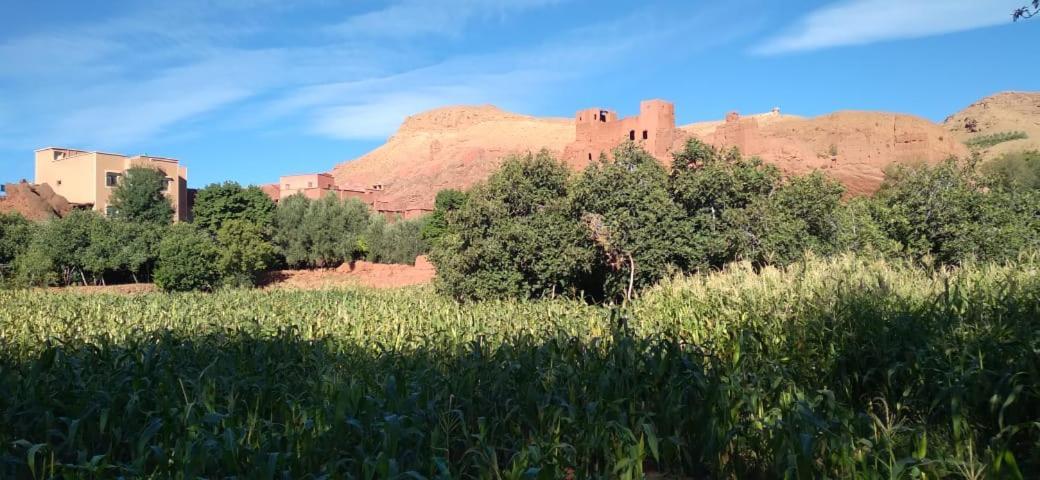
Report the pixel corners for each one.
[0,169,430,291]
[429,141,1040,301]
[4,146,1038,296]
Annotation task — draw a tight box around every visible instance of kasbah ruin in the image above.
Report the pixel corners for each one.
[0,96,983,222]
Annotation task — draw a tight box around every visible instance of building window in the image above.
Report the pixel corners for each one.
[629,130,635,141]
[642,130,648,140]
[105,172,121,187]
[105,206,117,217]
[588,153,592,161]
[307,181,313,188]
[164,177,173,191]
[57,180,62,186]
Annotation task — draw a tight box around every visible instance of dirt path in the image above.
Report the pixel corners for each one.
[47,257,436,294]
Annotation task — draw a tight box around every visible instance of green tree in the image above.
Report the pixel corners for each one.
[720,197,809,267]
[0,213,34,266]
[366,215,429,265]
[830,197,900,256]
[668,139,783,269]
[432,151,596,300]
[192,182,276,234]
[421,189,467,242]
[771,171,846,250]
[216,219,277,286]
[981,150,1040,191]
[303,194,371,267]
[108,166,174,224]
[571,142,687,299]
[27,210,102,285]
[154,224,220,292]
[0,213,36,284]
[111,220,163,283]
[272,194,311,268]
[876,159,1039,264]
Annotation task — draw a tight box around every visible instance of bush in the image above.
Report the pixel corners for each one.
[192,182,276,234]
[875,159,1040,264]
[0,213,35,283]
[365,215,429,265]
[273,193,371,268]
[964,130,1028,149]
[216,219,276,286]
[982,150,1040,191]
[154,224,220,292]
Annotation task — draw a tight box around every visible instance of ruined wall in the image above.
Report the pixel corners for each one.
[564,100,681,168]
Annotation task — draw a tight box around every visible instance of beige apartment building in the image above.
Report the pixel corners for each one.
[34,147,189,221]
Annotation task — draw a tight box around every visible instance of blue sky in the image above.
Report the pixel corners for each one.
[0,0,1036,188]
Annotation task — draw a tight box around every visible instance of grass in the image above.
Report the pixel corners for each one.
[1,254,1038,478]
[964,131,1028,149]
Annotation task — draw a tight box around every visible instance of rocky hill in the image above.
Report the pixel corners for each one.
[942,91,1040,159]
[330,105,573,210]
[692,111,968,196]
[329,99,995,210]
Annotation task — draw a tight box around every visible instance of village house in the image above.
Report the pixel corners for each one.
[33,147,190,221]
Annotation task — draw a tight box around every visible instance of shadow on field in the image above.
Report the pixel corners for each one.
[2,285,1039,478]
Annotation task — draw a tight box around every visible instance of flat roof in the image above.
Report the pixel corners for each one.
[36,147,179,162]
[280,172,333,177]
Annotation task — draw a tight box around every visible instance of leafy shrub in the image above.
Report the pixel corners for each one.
[0,213,35,284]
[365,215,429,265]
[875,159,1040,264]
[216,219,276,286]
[154,224,220,292]
[982,150,1040,191]
[272,193,371,268]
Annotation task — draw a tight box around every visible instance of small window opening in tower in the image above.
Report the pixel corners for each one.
[588,153,592,161]
[642,130,648,140]
[599,110,608,122]
[629,130,635,141]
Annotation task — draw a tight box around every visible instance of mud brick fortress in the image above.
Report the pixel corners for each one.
[563,99,682,166]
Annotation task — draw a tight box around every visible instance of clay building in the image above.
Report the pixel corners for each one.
[263,174,431,220]
[33,147,190,221]
[564,99,681,166]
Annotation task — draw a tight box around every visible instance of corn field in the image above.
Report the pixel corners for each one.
[1,255,1038,478]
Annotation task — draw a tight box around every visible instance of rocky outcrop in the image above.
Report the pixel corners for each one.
[331,105,573,210]
[0,181,74,221]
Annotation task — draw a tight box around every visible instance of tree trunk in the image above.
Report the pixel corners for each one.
[625,253,636,305]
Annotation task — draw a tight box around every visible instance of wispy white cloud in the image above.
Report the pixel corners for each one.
[755,0,1022,54]
[331,0,563,38]
[0,0,758,153]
